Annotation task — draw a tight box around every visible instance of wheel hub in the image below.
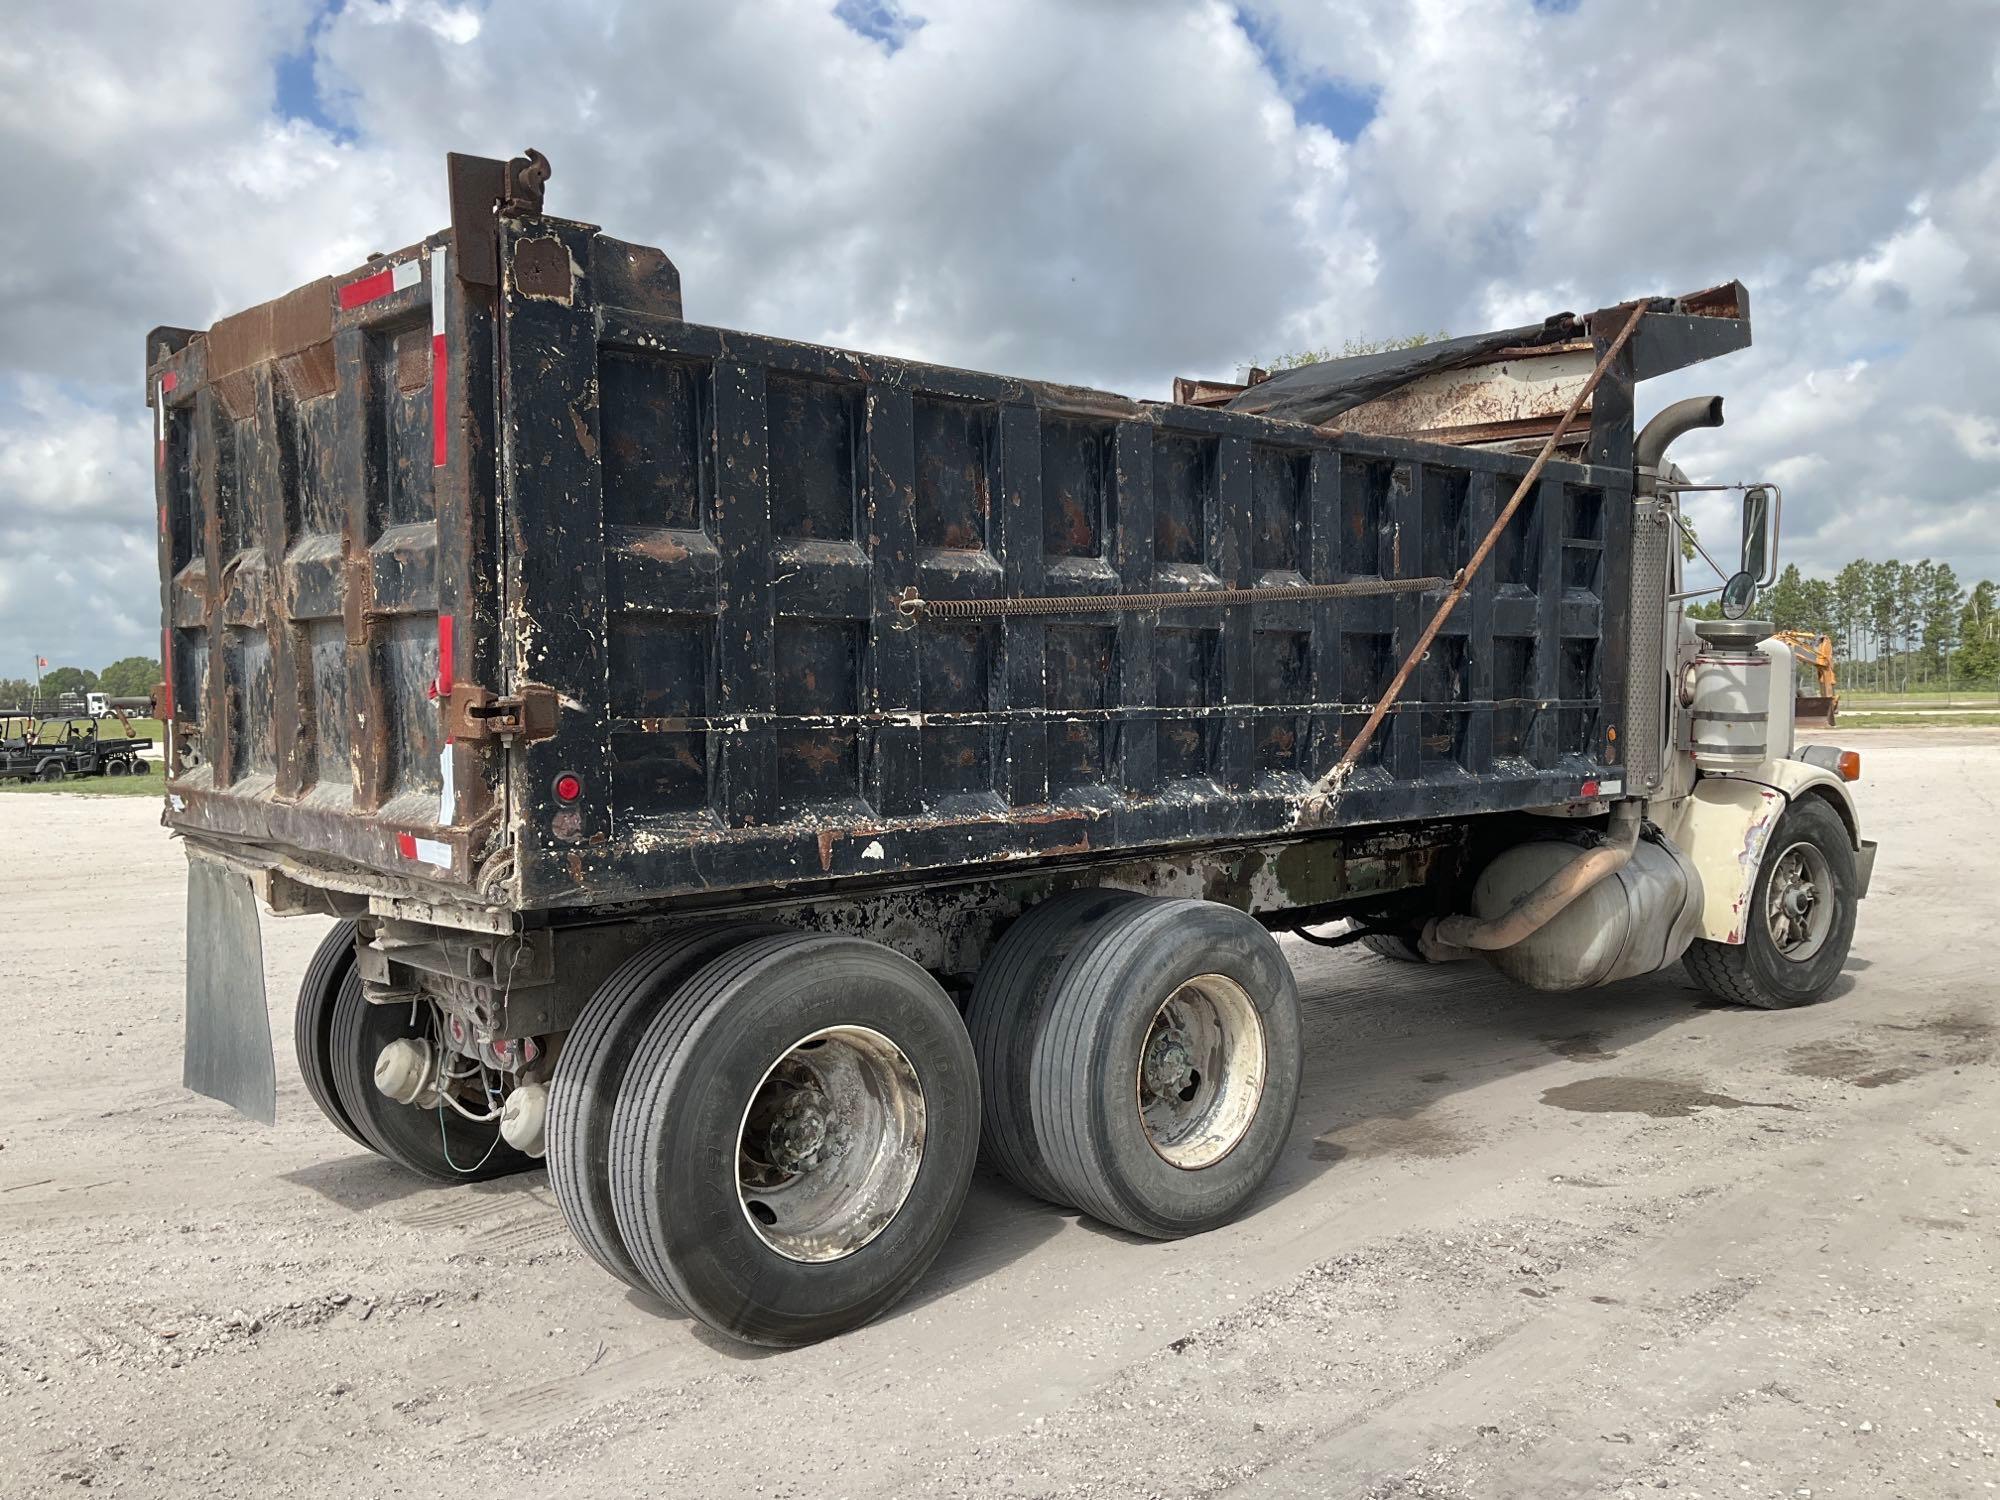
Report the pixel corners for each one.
[735,1026,926,1264]
[748,1079,847,1175]
[1134,975,1267,1170]
[1141,1026,1198,1102]
[1764,839,1834,960]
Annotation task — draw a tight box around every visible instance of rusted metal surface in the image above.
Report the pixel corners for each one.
[1333,344,1595,444]
[894,573,1448,623]
[1300,303,1649,819]
[154,152,1663,921]
[355,819,1460,1039]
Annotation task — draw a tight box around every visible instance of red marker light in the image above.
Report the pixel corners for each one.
[554,773,582,803]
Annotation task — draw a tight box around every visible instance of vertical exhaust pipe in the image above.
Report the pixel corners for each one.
[1635,395,1724,495]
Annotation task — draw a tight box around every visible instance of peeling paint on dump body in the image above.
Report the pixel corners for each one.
[152,151,1656,932]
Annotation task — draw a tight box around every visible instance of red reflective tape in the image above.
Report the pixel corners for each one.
[339,258,421,310]
[430,332,448,466]
[396,832,418,860]
[159,371,177,394]
[338,267,396,309]
[1581,778,1600,798]
[436,613,455,698]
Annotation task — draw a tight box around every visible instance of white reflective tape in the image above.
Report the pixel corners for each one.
[410,836,453,869]
[1598,778,1623,796]
[430,245,447,335]
[438,741,455,826]
[156,382,166,441]
[392,258,422,293]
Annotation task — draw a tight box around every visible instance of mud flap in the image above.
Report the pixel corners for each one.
[184,856,276,1125]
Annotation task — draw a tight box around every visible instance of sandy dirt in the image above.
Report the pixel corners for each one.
[2,733,1995,1499]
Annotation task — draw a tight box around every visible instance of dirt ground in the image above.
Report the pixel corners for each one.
[2,731,1994,1499]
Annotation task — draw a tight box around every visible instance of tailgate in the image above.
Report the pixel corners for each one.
[148,224,500,890]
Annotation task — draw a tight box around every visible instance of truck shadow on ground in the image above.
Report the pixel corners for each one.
[282,942,1877,1351]
[899,942,1874,1320]
[281,1153,547,1212]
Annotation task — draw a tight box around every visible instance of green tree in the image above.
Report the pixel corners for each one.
[0,677,31,708]
[1919,561,1963,680]
[1867,561,1901,692]
[1956,579,1999,685]
[1798,577,1834,635]
[1760,564,1812,631]
[1833,560,1872,681]
[97,656,161,699]
[40,665,97,697]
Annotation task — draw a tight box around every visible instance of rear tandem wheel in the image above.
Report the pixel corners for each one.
[1022,897,1304,1240]
[546,923,782,1300]
[606,933,981,1347]
[326,969,533,1182]
[293,920,370,1150]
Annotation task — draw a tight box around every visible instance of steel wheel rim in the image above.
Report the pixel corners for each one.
[1135,975,1266,1170]
[1765,839,1834,961]
[735,1025,926,1264]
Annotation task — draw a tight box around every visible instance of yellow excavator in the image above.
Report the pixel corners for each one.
[1773,630,1838,729]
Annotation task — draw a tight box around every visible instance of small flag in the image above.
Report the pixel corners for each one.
[36,656,47,668]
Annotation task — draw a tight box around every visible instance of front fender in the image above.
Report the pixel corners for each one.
[1661,760,1868,945]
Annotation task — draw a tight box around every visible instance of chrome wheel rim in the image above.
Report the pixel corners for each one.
[736,1025,926,1263]
[1135,975,1266,1170]
[1765,839,1834,962]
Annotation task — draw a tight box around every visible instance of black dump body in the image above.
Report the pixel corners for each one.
[148,153,1748,918]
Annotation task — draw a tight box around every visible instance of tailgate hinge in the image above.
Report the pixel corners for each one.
[448,684,558,742]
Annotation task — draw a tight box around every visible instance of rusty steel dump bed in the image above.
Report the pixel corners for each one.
[149,154,1675,918]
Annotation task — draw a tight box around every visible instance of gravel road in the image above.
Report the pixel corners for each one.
[2,731,1994,1499]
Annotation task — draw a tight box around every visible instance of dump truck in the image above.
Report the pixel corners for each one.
[149,150,1875,1348]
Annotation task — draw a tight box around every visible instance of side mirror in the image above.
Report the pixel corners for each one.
[1741,486,1771,581]
[1720,570,1758,619]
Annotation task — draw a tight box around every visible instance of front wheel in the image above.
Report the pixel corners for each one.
[37,762,63,783]
[1684,796,1857,1009]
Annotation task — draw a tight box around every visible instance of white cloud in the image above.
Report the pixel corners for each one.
[1,0,1999,673]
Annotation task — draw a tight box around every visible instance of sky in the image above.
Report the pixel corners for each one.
[4,0,1998,674]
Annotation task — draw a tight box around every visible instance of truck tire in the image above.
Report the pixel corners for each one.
[966,887,1143,1207]
[293,921,370,1150]
[1358,931,1428,963]
[609,933,979,1347]
[547,923,779,1301]
[327,970,532,1181]
[1683,796,1857,1009]
[1031,898,1301,1240]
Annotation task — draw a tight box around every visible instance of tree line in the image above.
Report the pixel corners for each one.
[1693,560,2000,692]
[0,656,162,707]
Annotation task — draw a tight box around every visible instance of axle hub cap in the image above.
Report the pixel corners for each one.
[1135,975,1268,1170]
[736,1026,925,1264]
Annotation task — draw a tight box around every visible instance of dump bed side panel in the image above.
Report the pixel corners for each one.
[499,221,1633,910]
[150,234,503,886]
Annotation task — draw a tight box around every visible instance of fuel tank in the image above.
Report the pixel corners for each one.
[1472,831,1703,992]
